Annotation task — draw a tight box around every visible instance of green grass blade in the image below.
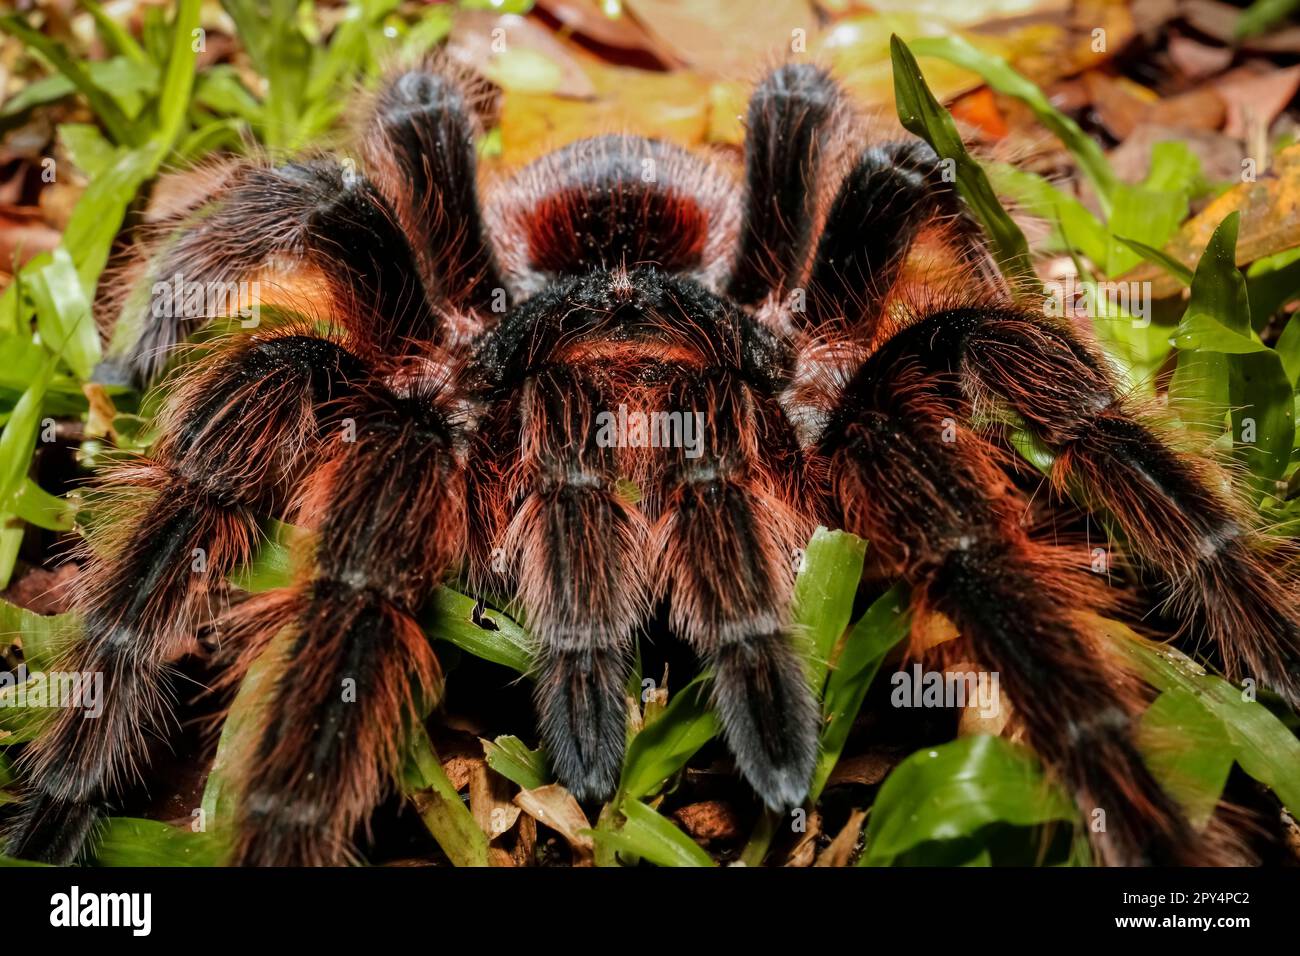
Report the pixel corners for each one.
[93,818,224,866]
[79,0,150,65]
[594,798,714,867]
[1236,0,1300,38]
[810,585,910,799]
[890,35,1036,285]
[909,34,1117,215]
[793,526,868,690]
[483,735,549,790]
[403,727,491,867]
[149,0,202,160]
[617,673,717,801]
[1114,236,1194,286]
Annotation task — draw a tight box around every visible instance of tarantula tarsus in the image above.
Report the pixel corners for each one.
[7,59,1300,867]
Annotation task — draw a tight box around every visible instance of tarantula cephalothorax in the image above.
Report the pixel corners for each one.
[7,60,1300,867]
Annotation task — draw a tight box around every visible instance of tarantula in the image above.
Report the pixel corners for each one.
[7,59,1300,867]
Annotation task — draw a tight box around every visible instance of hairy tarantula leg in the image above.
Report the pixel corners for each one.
[727,63,846,307]
[230,370,463,866]
[654,377,819,811]
[822,362,1204,865]
[933,305,1300,705]
[804,141,997,332]
[6,333,359,864]
[502,369,650,801]
[113,160,436,386]
[363,64,505,312]
[656,478,819,811]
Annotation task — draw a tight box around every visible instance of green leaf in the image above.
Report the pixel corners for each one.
[811,585,910,799]
[60,145,157,293]
[987,162,1109,266]
[231,528,535,672]
[1170,213,1295,490]
[426,590,532,675]
[890,35,1036,285]
[1113,236,1194,286]
[59,122,119,179]
[28,247,103,379]
[149,0,202,159]
[860,735,1076,866]
[1229,349,1294,491]
[0,356,54,512]
[1138,691,1234,830]
[10,479,74,532]
[93,818,224,866]
[794,526,868,689]
[1112,143,1203,277]
[0,516,23,591]
[1276,314,1300,386]
[227,519,296,593]
[80,0,150,65]
[1247,247,1300,332]
[199,623,284,842]
[910,34,1117,215]
[1236,0,1300,38]
[618,674,717,801]
[0,599,80,671]
[483,735,549,791]
[593,798,714,867]
[1110,625,1300,815]
[403,727,490,867]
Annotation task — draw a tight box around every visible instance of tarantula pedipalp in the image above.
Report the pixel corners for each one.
[8,60,1300,867]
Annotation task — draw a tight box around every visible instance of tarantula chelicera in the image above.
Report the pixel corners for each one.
[7,59,1300,867]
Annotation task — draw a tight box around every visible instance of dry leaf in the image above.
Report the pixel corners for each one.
[0,204,61,267]
[499,63,709,165]
[783,809,822,867]
[441,754,477,791]
[1167,31,1234,80]
[813,809,867,867]
[514,783,594,864]
[950,87,1009,140]
[1124,143,1300,297]
[450,11,596,99]
[1213,64,1300,140]
[535,0,676,66]
[623,0,818,76]
[512,811,538,867]
[470,761,521,843]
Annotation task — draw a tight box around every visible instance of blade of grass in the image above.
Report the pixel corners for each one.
[592,798,714,867]
[483,735,549,791]
[794,526,868,689]
[403,726,491,867]
[909,34,1117,215]
[79,0,150,66]
[890,35,1036,285]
